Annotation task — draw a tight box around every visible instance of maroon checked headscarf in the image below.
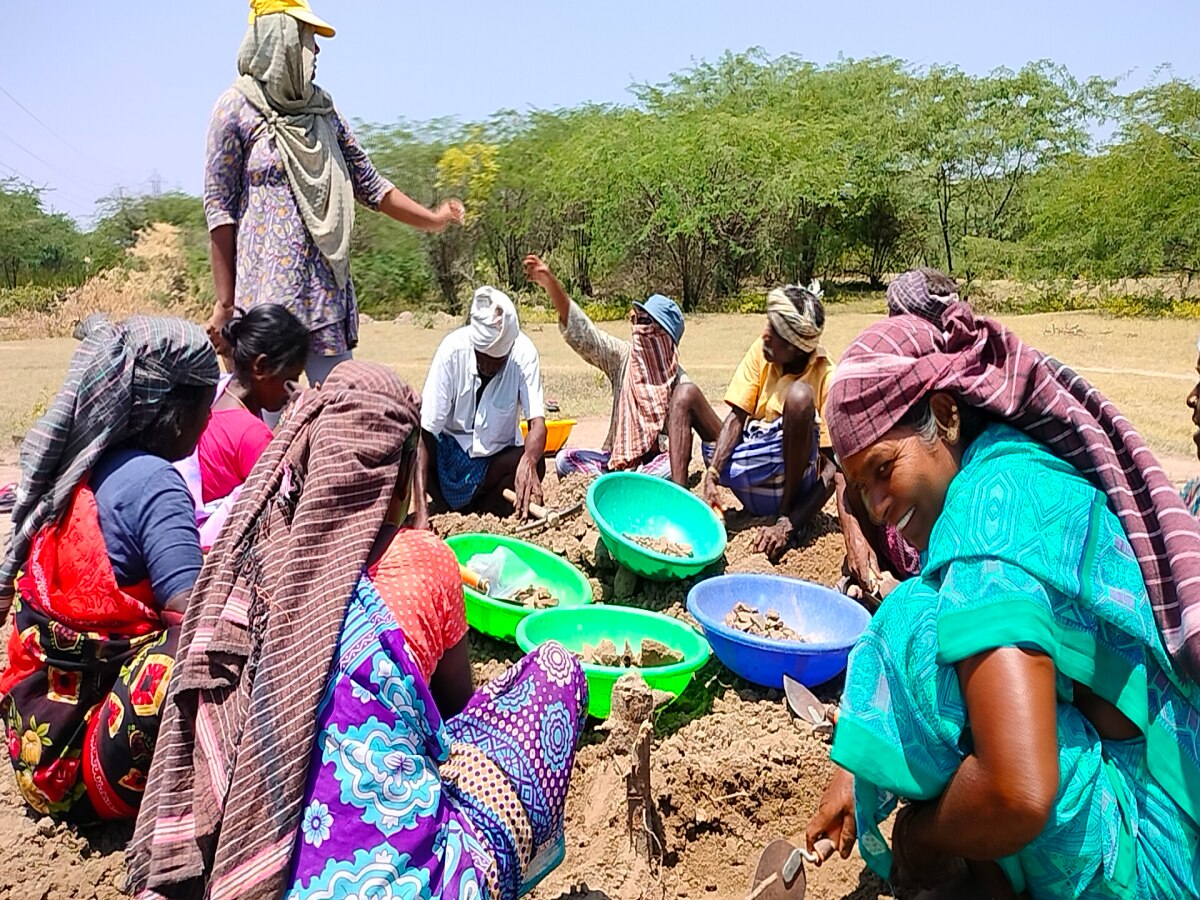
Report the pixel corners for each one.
[827,301,1200,682]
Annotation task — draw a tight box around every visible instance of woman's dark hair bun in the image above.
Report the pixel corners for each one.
[220,312,245,348]
[226,305,310,381]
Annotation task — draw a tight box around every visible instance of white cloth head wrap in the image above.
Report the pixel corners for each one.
[469,286,519,358]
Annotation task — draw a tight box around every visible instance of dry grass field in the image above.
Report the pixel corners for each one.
[2,307,1195,464]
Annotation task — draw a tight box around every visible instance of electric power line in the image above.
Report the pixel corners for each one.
[0,126,106,196]
[0,83,124,181]
[0,158,101,212]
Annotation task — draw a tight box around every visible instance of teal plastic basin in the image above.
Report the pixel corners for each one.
[516,605,711,718]
[586,471,727,581]
[445,533,593,642]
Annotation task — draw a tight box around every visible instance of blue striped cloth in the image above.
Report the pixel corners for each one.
[702,419,819,517]
[436,433,492,510]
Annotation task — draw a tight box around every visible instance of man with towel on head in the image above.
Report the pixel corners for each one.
[523,254,687,479]
[670,282,836,560]
[415,286,547,525]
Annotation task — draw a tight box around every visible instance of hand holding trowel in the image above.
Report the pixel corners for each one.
[747,836,836,899]
[501,488,583,535]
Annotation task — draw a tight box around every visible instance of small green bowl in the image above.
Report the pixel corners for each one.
[445,533,593,643]
[516,605,711,718]
[586,471,727,581]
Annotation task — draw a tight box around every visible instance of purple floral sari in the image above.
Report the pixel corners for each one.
[285,576,587,900]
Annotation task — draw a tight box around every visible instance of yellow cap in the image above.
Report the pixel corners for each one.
[248,0,335,38]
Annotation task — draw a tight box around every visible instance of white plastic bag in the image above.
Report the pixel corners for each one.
[466,547,538,599]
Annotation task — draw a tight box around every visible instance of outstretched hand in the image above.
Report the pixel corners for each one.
[435,199,466,231]
[522,254,556,290]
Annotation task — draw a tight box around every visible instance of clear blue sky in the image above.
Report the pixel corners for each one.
[3,0,1198,224]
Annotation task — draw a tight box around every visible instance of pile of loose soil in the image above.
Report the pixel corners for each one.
[624,534,694,558]
[725,602,804,642]
[546,473,592,510]
[579,638,684,668]
[533,688,892,900]
[723,510,847,585]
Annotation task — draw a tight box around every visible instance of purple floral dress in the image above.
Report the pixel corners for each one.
[204,89,395,357]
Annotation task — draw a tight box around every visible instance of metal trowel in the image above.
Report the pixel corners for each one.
[501,488,583,535]
[782,674,836,736]
[747,837,835,900]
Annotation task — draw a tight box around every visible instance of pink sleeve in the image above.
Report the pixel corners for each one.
[235,419,274,482]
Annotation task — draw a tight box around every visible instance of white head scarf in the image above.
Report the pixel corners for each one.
[469,287,519,358]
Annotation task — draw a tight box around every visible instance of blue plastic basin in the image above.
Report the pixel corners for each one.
[686,573,870,688]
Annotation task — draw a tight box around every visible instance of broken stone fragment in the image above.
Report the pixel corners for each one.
[639,638,684,667]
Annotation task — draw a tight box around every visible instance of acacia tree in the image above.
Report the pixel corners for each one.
[0,180,84,289]
[1028,76,1200,280]
[903,62,1104,275]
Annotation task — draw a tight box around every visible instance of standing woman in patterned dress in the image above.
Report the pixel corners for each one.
[204,0,464,389]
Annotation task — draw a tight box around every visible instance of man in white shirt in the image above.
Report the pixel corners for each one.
[414,286,547,524]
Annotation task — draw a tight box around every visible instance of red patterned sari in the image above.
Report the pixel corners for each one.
[0,484,178,821]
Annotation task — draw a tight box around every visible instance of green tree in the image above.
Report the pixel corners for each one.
[1027,76,1200,280]
[0,180,85,289]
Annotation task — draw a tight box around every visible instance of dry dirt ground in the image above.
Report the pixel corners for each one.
[0,309,1197,900]
[2,308,1199,458]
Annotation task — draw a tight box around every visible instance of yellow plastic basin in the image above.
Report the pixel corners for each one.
[521,418,576,454]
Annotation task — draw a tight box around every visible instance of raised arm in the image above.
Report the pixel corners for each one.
[523,254,571,326]
[335,111,464,232]
[524,254,627,380]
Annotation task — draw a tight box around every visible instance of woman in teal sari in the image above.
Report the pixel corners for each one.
[805,306,1200,898]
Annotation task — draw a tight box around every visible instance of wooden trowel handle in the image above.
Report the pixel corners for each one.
[812,838,835,862]
[502,488,548,520]
[459,564,489,595]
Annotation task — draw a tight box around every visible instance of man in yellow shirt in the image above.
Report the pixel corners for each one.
[668,283,835,559]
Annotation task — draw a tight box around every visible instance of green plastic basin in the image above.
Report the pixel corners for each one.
[586,472,727,581]
[445,533,593,642]
[515,605,711,718]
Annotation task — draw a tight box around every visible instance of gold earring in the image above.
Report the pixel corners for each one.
[945,422,960,443]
